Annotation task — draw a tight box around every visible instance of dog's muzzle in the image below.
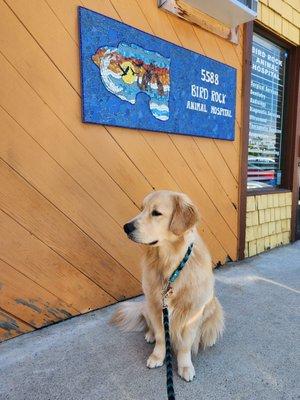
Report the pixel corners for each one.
[123,222,158,245]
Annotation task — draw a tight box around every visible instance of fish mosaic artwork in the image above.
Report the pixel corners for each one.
[92,44,170,121]
[79,7,237,140]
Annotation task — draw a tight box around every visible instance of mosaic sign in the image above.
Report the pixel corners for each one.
[79,7,237,140]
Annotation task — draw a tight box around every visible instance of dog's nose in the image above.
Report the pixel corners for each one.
[123,222,136,235]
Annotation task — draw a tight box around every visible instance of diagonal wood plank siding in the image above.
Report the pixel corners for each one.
[0,0,244,341]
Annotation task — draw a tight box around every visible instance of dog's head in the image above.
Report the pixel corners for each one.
[123,191,199,246]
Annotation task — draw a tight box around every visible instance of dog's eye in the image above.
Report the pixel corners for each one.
[151,210,162,217]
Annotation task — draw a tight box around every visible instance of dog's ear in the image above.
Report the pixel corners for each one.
[169,195,199,236]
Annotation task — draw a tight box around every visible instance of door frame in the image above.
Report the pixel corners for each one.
[238,22,300,259]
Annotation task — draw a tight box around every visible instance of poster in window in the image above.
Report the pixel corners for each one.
[248,33,287,190]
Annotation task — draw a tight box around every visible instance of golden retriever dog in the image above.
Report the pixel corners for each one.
[112,190,224,382]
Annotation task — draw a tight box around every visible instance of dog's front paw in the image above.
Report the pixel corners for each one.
[145,330,155,344]
[147,353,164,368]
[178,364,195,382]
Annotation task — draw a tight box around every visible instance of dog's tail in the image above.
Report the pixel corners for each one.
[200,296,224,350]
[110,301,147,332]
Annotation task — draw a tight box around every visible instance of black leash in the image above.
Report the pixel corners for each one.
[162,243,194,400]
[163,306,175,400]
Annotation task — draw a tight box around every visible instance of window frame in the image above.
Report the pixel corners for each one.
[238,21,300,259]
[247,24,292,195]
[236,0,258,13]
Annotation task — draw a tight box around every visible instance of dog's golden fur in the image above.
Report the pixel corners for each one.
[112,190,224,382]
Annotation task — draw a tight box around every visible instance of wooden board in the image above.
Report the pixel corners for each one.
[0,309,33,342]
[0,259,78,328]
[0,160,141,300]
[0,90,142,277]
[0,209,114,313]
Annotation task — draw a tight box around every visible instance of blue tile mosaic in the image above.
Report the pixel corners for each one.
[79,7,237,140]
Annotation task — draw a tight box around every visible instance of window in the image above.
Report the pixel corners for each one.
[247,32,288,191]
[236,0,258,12]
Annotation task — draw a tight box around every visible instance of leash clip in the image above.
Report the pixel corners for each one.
[162,282,173,308]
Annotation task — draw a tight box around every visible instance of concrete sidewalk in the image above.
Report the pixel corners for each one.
[1,242,299,400]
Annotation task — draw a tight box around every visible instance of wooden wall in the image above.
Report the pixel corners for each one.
[0,0,244,341]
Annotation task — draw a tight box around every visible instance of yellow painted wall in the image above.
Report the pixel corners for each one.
[245,193,292,257]
[257,0,300,44]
